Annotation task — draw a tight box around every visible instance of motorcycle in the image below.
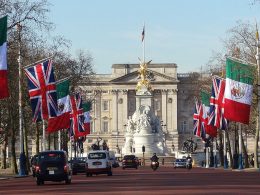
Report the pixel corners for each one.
[151,161,159,171]
[186,159,192,170]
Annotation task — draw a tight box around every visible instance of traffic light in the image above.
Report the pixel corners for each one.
[142,145,145,153]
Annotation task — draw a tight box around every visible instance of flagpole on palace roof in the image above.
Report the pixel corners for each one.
[17,23,27,176]
[255,21,260,169]
[142,23,145,63]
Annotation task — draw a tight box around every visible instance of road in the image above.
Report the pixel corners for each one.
[0,166,260,195]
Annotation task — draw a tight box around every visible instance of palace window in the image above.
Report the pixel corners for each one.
[181,121,188,133]
[155,100,161,111]
[102,100,109,111]
[102,121,109,133]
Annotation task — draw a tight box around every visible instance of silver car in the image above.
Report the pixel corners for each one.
[174,158,187,168]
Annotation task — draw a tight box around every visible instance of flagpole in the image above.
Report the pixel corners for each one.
[142,23,145,63]
[17,23,26,176]
[214,137,217,168]
[23,56,53,69]
[238,123,243,169]
[255,22,260,169]
[42,120,46,151]
[223,130,228,169]
[58,131,61,150]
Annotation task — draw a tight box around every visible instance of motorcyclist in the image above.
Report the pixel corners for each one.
[151,153,159,162]
[186,155,192,168]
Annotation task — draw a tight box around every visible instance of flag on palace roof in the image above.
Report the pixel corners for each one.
[223,58,255,124]
[24,59,57,122]
[47,79,71,133]
[0,16,9,99]
[201,91,217,138]
[208,76,228,130]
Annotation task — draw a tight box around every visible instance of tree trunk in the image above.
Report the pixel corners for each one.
[1,135,8,169]
[10,129,18,174]
[254,121,259,168]
[218,130,224,166]
[226,130,233,168]
[9,104,18,174]
[36,123,39,154]
[48,133,51,150]
[24,124,30,173]
[242,133,249,168]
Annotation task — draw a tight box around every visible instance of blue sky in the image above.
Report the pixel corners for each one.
[50,0,260,74]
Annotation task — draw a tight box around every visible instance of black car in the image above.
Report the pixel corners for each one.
[31,154,39,177]
[70,157,87,175]
[122,155,139,169]
[35,150,72,185]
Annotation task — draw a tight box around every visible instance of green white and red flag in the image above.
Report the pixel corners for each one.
[201,91,217,137]
[83,101,91,135]
[224,58,255,124]
[47,79,70,133]
[0,16,9,99]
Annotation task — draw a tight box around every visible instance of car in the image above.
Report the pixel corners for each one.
[122,155,139,169]
[173,158,187,168]
[86,150,113,176]
[109,151,120,168]
[35,150,72,185]
[70,157,87,175]
[31,154,39,177]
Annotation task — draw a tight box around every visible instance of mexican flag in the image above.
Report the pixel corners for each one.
[224,58,255,124]
[47,79,70,133]
[82,102,91,135]
[0,16,9,99]
[201,91,217,137]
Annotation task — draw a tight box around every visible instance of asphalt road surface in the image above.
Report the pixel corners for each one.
[1,166,260,195]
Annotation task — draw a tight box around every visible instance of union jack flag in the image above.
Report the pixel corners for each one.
[69,93,87,139]
[24,59,57,122]
[208,76,228,130]
[193,99,206,139]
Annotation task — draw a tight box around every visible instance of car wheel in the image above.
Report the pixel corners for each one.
[65,176,71,184]
[36,177,43,186]
[107,171,112,176]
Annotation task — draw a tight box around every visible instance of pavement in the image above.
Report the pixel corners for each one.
[0,168,30,180]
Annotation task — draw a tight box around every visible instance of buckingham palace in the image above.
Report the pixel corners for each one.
[78,62,204,156]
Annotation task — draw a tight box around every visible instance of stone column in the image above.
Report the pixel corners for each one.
[111,90,119,133]
[161,89,167,125]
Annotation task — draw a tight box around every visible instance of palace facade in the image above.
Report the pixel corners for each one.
[79,63,204,156]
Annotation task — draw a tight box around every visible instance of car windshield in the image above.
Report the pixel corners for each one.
[123,155,136,160]
[88,152,106,159]
[38,152,65,162]
[176,159,186,162]
[72,157,87,162]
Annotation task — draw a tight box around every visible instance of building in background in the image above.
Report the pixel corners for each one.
[78,63,204,156]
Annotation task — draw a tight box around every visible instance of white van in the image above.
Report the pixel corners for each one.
[86,150,113,176]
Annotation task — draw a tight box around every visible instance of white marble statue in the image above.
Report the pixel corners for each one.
[122,105,168,156]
